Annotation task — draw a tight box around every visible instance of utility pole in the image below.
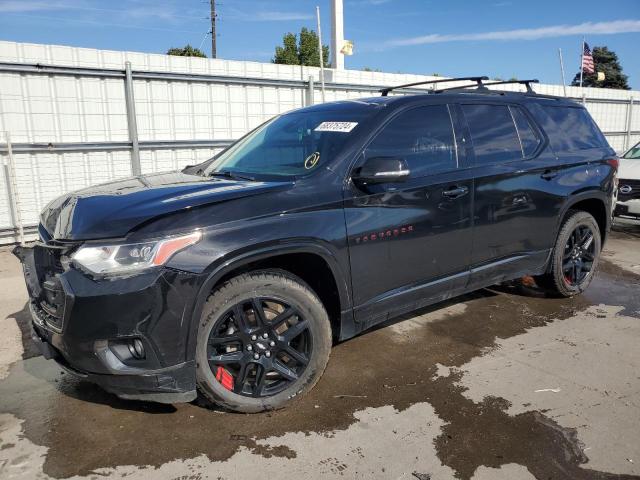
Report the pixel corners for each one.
[210,0,217,58]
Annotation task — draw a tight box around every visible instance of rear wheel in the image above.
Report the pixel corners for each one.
[196,270,332,412]
[535,210,601,297]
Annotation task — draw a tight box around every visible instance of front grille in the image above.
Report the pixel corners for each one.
[618,179,640,202]
[29,228,78,332]
[32,246,67,331]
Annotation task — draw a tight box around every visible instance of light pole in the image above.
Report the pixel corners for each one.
[330,0,344,70]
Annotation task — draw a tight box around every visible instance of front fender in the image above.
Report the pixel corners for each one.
[183,240,353,363]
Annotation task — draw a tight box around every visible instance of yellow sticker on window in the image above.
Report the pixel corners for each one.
[304,152,320,170]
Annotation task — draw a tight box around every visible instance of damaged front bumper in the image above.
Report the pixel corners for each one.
[14,242,206,404]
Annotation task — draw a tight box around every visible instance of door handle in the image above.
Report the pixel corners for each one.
[541,169,558,180]
[442,185,469,199]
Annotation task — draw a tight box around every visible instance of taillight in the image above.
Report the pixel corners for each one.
[607,158,619,191]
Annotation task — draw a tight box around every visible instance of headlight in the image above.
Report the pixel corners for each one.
[72,231,202,275]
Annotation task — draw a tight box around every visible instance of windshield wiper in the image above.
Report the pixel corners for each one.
[208,170,256,181]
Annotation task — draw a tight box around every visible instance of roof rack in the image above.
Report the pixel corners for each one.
[481,79,540,93]
[380,76,489,96]
[435,78,540,94]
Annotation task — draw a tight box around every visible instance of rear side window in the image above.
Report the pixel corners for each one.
[462,104,522,164]
[510,106,541,157]
[365,105,457,177]
[540,106,607,152]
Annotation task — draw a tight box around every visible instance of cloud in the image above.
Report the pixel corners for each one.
[251,11,314,21]
[0,0,77,12]
[0,0,202,21]
[383,19,640,48]
[349,0,395,5]
[224,7,313,22]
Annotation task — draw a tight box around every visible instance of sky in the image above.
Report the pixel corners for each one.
[0,0,639,89]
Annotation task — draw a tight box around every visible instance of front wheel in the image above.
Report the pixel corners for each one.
[196,270,332,412]
[535,210,601,297]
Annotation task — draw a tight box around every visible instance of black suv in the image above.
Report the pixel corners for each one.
[15,78,618,412]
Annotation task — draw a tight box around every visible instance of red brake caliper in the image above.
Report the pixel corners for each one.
[215,367,235,391]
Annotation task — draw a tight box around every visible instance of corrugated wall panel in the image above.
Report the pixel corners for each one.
[0,40,638,242]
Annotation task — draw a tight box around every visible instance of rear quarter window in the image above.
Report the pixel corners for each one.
[510,106,541,157]
[537,105,608,153]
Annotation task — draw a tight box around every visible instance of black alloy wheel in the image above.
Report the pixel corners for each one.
[535,210,601,297]
[562,224,596,286]
[207,297,312,398]
[196,270,332,412]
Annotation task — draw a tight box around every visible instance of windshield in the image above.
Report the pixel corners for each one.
[623,142,640,159]
[203,109,372,178]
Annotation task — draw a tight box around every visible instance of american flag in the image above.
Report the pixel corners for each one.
[582,42,595,74]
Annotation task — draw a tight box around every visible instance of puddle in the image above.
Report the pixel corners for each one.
[0,259,639,479]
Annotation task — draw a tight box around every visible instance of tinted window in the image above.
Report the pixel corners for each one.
[365,105,457,177]
[462,104,522,164]
[510,106,541,157]
[540,106,607,152]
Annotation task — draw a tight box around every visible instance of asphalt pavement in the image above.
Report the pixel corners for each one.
[1,221,639,480]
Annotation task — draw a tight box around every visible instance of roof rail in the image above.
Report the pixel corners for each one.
[380,76,489,96]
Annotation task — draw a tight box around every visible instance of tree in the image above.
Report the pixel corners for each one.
[571,46,629,90]
[273,28,330,67]
[274,33,299,65]
[167,45,207,58]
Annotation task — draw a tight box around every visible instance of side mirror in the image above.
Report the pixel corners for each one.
[352,156,410,186]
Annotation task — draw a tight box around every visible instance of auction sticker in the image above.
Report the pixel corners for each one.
[314,122,358,133]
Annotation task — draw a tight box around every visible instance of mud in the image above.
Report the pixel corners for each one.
[0,228,639,479]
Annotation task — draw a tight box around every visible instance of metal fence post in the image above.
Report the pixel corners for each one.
[624,96,634,152]
[307,75,315,106]
[3,132,24,245]
[124,61,141,176]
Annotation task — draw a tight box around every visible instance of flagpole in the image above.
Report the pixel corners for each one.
[579,37,584,89]
[316,6,326,103]
[558,48,567,97]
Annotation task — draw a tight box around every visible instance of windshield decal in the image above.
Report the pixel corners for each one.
[304,152,321,170]
[314,121,358,133]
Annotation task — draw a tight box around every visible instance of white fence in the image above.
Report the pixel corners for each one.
[1,40,639,244]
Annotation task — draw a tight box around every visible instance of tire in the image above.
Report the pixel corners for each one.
[535,210,601,297]
[195,270,332,413]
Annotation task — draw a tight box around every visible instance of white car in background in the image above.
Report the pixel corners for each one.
[615,141,640,219]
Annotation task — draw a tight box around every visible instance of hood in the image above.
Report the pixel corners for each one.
[618,157,640,181]
[40,171,292,241]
